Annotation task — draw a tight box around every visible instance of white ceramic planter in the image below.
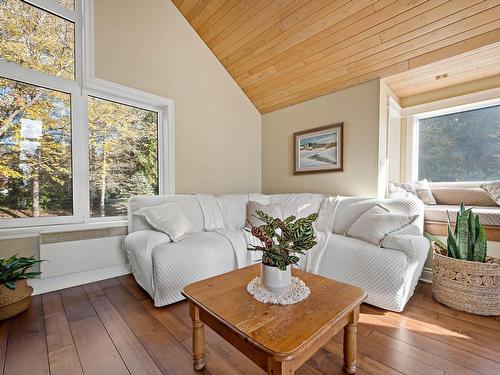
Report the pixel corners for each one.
[261,263,291,295]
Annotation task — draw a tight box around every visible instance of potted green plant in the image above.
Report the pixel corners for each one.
[0,255,44,320]
[425,204,499,316]
[247,211,318,295]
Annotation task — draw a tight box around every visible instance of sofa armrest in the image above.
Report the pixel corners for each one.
[123,229,171,253]
[123,230,171,296]
[381,234,430,263]
[123,230,172,272]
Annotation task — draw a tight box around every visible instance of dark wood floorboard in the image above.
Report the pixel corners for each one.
[83,283,162,375]
[1,276,499,375]
[60,286,129,375]
[0,320,10,374]
[42,292,83,375]
[4,295,49,375]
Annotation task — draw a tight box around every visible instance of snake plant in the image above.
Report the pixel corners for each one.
[425,204,487,262]
[247,211,318,270]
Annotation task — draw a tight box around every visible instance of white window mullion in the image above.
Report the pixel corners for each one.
[82,0,95,82]
[160,104,175,195]
[23,0,77,22]
[403,115,419,183]
[0,60,78,94]
[71,90,88,222]
[73,0,84,89]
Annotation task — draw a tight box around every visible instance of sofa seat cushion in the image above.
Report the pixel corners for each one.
[425,205,500,227]
[316,234,409,311]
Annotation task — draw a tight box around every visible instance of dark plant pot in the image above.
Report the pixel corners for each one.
[0,280,34,320]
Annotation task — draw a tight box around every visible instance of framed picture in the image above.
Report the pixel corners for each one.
[293,123,344,174]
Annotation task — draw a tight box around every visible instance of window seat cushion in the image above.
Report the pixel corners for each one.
[424,205,500,227]
[431,187,497,206]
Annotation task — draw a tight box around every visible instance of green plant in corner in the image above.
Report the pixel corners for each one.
[0,255,44,290]
[247,211,318,270]
[425,204,487,262]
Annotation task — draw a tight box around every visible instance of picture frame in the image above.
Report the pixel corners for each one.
[293,123,344,175]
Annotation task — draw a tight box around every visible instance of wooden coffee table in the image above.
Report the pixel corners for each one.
[181,264,366,374]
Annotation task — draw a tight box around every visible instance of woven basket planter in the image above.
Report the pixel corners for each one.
[0,280,33,320]
[432,247,499,316]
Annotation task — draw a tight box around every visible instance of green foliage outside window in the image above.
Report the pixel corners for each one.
[418,105,500,182]
[88,97,158,217]
[0,78,73,218]
[0,0,75,80]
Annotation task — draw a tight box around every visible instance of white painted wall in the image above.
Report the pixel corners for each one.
[93,0,262,194]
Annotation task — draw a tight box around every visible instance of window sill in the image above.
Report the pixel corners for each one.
[0,220,128,240]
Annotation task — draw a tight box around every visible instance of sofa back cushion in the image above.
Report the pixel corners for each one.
[215,194,250,230]
[246,200,282,227]
[267,193,325,219]
[431,187,497,206]
[333,197,424,235]
[128,195,204,233]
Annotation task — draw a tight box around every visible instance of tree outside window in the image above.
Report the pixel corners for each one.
[88,97,158,217]
[0,78,72,218]
[418,105,500,182]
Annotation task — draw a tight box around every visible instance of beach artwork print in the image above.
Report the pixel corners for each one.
[294,123,343,174]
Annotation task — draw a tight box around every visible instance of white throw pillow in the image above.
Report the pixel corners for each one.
[413,179,436,205]
[346,205,418,246]
[134,202,195,242]
[246,201,282,228]
[387,181,417,199]
[480,181,500,206]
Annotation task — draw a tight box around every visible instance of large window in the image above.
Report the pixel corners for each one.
[418,105,500,182]
[88,97,158,217]
[0,0,172,228]
[0,78,72,218]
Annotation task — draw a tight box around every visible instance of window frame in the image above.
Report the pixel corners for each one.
[404,96,500,183]
[0,0,174,230]
[82,87,172,223]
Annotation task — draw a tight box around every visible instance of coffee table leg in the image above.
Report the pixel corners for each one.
[343,307,359,374]
[267,359,294,374]
[189,302,205,371]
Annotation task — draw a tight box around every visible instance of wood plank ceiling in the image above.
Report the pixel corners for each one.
[384,41,500,97]
[172,0,500,113]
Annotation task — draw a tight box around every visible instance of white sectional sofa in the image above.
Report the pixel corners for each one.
[124,193,429,312]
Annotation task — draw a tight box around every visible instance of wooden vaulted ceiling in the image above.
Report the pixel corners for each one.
[172,0,500,113]
[384,41,500,97]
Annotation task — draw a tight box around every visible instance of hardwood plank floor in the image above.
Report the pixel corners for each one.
[1,276,499,375]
